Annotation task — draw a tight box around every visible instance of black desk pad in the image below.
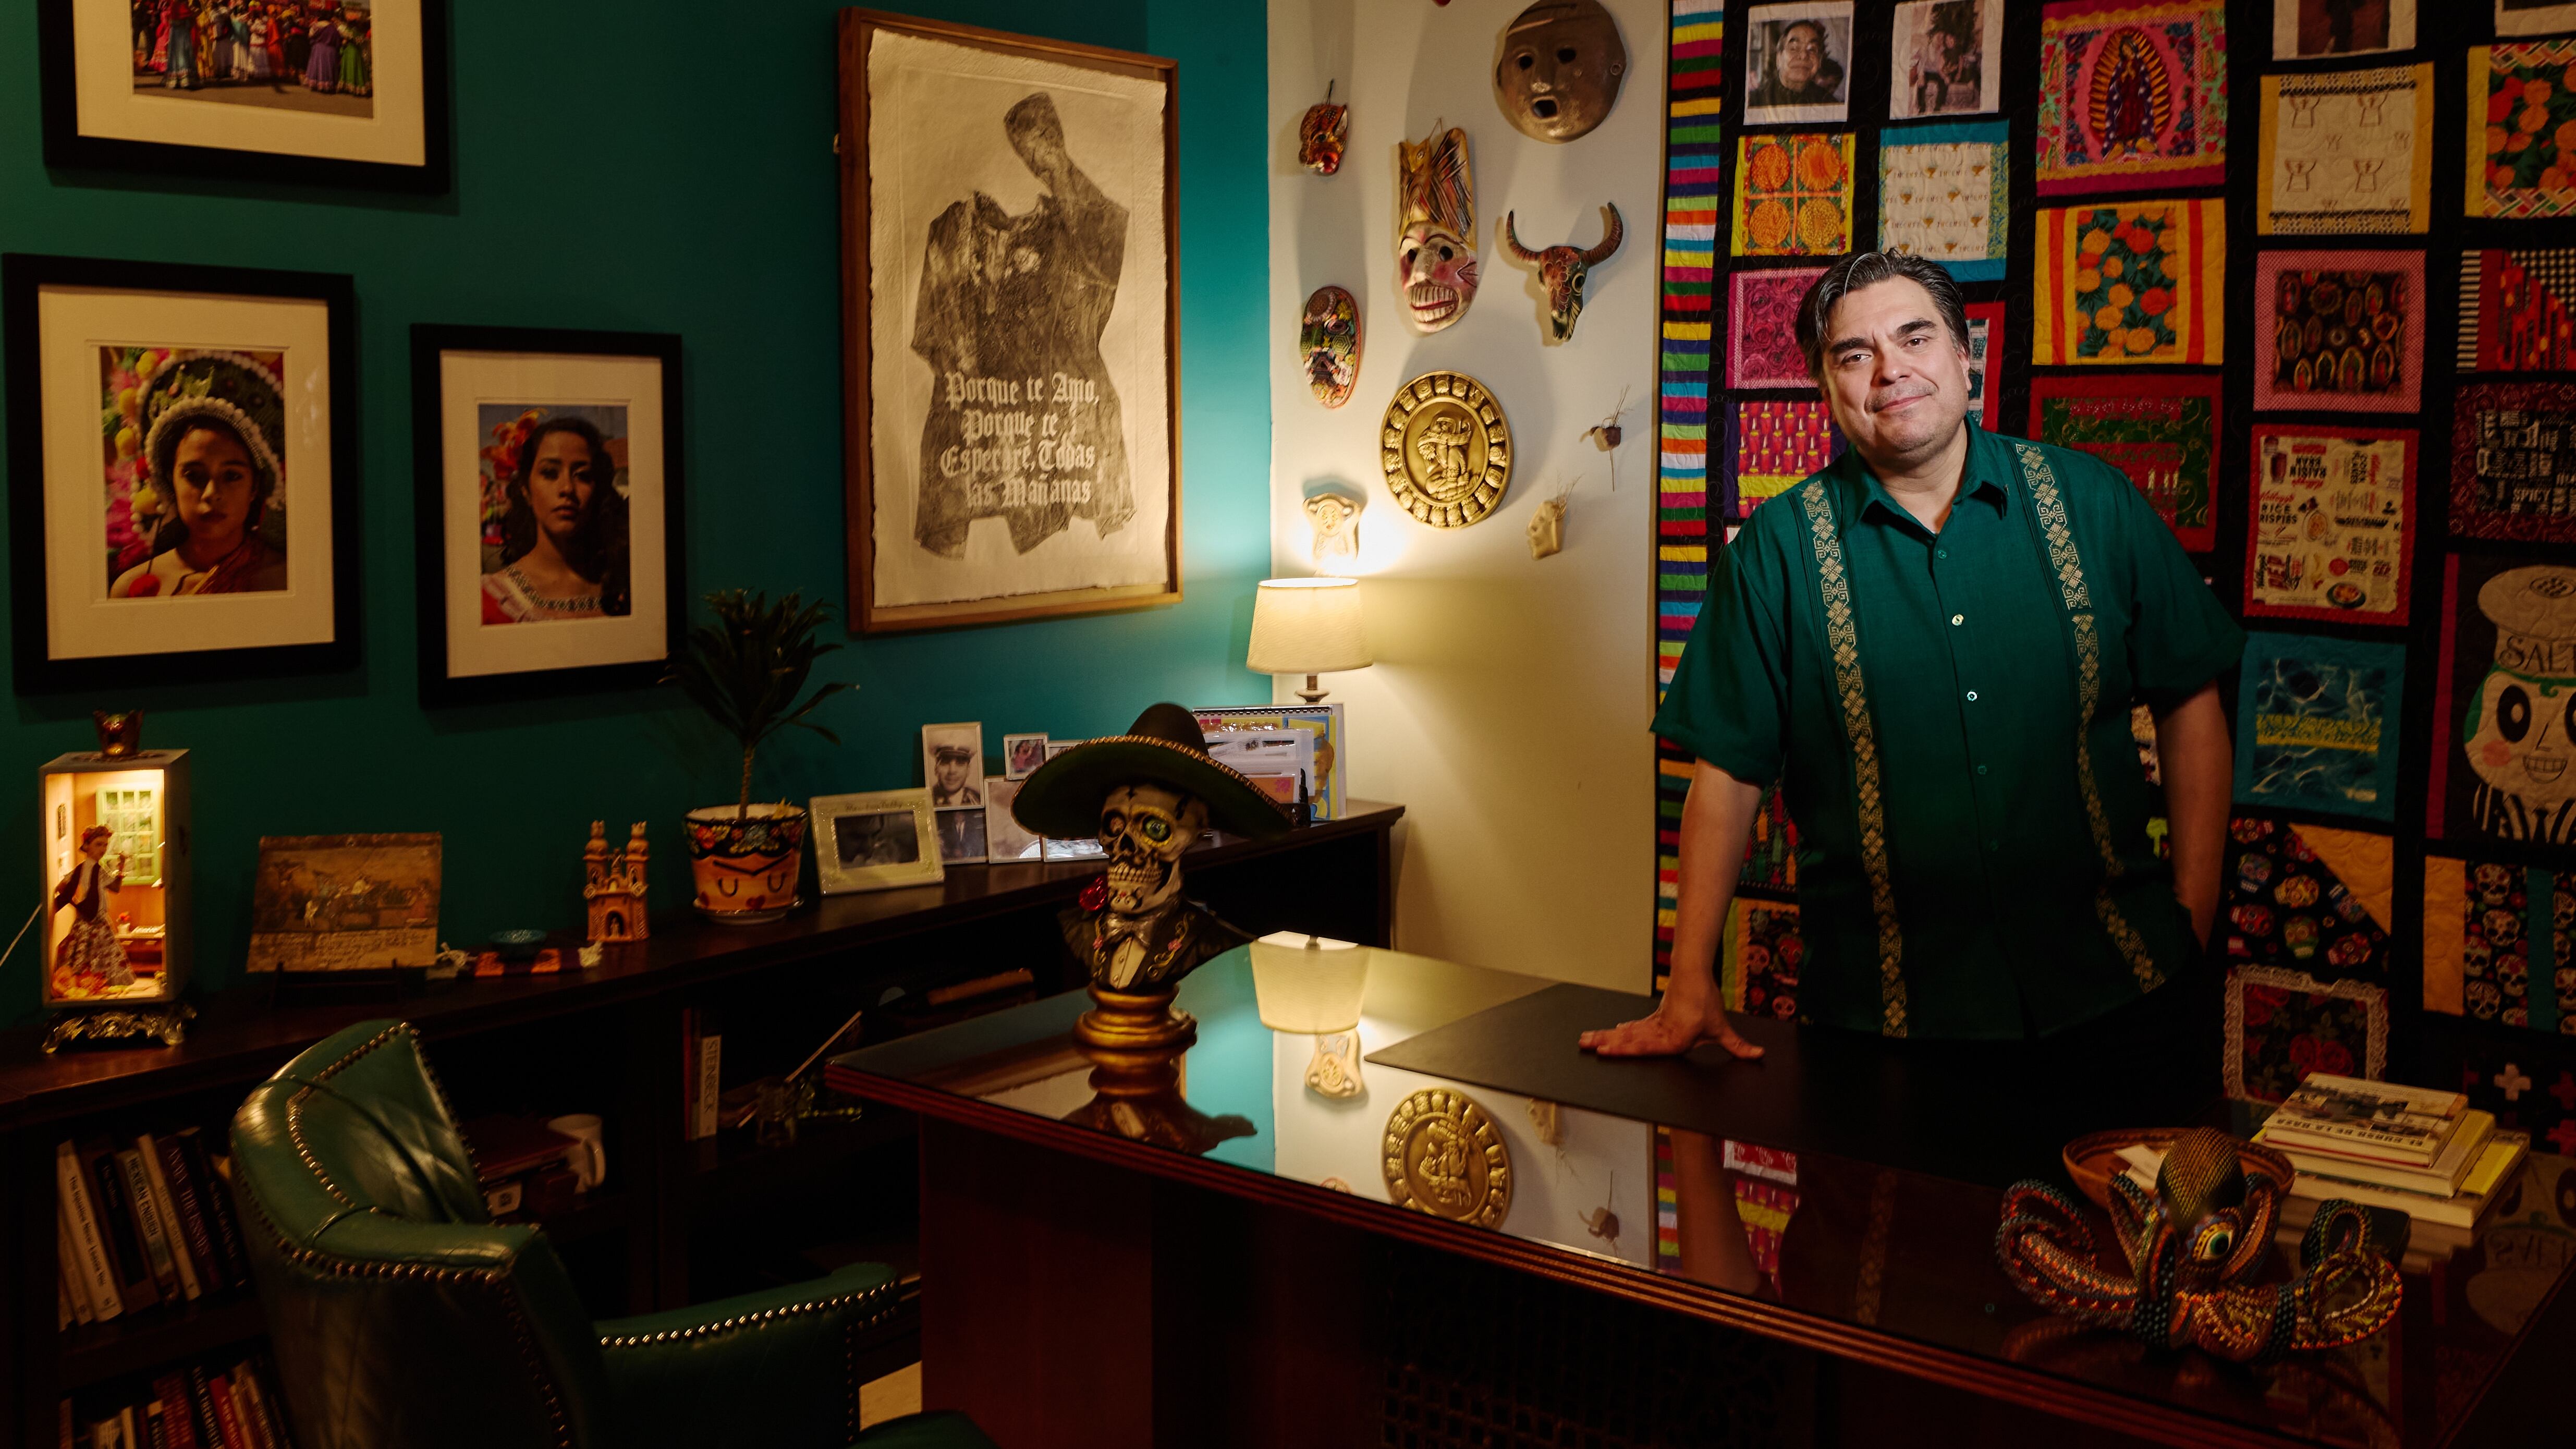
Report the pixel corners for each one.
[1366,983,2215,1188]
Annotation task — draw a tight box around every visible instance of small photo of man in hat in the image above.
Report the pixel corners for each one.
[921,722,985,807]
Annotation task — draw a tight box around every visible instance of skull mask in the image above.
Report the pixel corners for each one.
[1492,0,1629,143]
[1099,782,1207,916]
[1396,128,1479,333]
[1499,203,1623,342]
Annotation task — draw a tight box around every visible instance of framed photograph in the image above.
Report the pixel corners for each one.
[1044,738,1082,760]
[1890,0,2000,118]
[2224,965,2389,1105]
[812,788,943,895]
[1743,3,1853,126]
[5,253,358,692]
[411,325,684,705]
[246,833,442,973]
[2274,0,2412,57]
[38,0,449,192]
[838,10,1180,634]
[935,806,988,866]
[1002,732,1049,779]
[921,722,986,806]
[985,776,1041,862]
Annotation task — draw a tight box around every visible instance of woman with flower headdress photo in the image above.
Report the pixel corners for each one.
[477,408,633,624]
[108,351,290,599]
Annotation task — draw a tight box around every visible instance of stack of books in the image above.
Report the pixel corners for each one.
[59,1349,291,1448]
[55,1128,252,1330]
[2253,1074,2530,1253]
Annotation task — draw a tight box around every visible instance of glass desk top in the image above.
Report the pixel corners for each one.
[826,944,2576,1449]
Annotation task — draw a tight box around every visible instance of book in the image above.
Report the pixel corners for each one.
[185,1369,225,1449]
[153,1135,227,1296]
[2266,1110,2497,1198]
[136,1135,204,1301]
[2462,1130,2529,1198]
[207,1373,247,1449]
[2287,1137,2530,1230]
[57,1267,73,1331]
[117,1147,185,1301]
[2264,1076,2465,1165]
[58,1210,94,1327]
[143,1400,169,1449]
[57,1142,124,1320]
[693,1029,722,1141]
[58,1398,74,1449]
[81,1138,160,1311]
[233,1359,284,1449]
[174,1130,250,1289]
[151,1376,200,1449]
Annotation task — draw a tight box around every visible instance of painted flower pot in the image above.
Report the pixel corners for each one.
[684,804,808,925]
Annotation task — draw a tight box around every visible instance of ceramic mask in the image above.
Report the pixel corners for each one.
[1299,90,1350,175]
[1303,491,1362,569]
[1100,782,1206,916]
[2465,566,2576,844]
[1527,496,1566,558]
[1492,0,1628,143]
[1299,286,1363,408]
[1499,203,1623,342]
[1396,127,1478,333]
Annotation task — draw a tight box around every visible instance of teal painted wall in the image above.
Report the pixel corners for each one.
[0,1,1271,1020]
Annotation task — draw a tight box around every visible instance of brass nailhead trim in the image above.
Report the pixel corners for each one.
[595,1284,896,1347]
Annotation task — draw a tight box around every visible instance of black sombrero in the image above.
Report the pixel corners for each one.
[1012,702,1294,841]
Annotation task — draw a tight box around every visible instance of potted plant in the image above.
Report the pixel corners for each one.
[667,590,851,924]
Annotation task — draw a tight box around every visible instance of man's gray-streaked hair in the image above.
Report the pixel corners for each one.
[1793,251,1971,382]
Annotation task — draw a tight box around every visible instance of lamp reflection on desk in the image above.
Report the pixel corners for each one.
[1249,932,1371,1098]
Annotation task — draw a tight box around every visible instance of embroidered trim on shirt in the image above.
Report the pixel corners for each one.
[2013,444,2164,994]
[1799,477,1909,1038]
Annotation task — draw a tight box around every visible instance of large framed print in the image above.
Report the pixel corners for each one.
[411,325,683,706]
[838,10,1180,634]
[38,0,449,192]
[4,254,357,692]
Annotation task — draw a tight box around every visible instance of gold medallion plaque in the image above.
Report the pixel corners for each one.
[1381,1087,1512,1226]
[1380,372,1512,528]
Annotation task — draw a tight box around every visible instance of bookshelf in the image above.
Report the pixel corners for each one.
[0,802,1401,1448]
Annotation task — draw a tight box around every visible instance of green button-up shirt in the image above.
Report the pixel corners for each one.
[1654,423,2243,1040]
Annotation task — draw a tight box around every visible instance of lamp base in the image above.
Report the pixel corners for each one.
[1293,672,1331,705]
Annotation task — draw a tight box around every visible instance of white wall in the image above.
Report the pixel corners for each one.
[1267,0,1662,989]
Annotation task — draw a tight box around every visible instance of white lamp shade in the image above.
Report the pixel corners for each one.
[1247,578,1372,676]
[1250,932,1371,1033]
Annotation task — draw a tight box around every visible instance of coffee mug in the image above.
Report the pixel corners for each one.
[547,1113,607,1191]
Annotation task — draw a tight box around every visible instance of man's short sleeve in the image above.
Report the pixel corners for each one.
[1652,523,1793,783]
[2102,461,2245,709]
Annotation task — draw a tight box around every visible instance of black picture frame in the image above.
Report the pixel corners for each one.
[410,323,687,708]
[37,0,453,194]
[3,251,362,694]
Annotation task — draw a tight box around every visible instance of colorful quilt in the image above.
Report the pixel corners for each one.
[2028,374,2220,552]
[2036,0,2228,195]
[1964,301,2004,430]
[1722,897,1802,1020]
[2224,817,2395,981]
[2252,251,2424,413]
[2469,41,2576,221]
[1732,132,1854,257]
[1877,121,2010,281]
[1725,400,1844,520]
[2225,965,2390,1104]
[2031,200,2226,364]
[2459,249,2576,372]
[2256,66,2433,235]
[1726,265,1825,388]
[2244,427,2414,626]
[2233,631,2406,823]
[2423,855,2576,1034]
[2426,553,2576,851]
[2449,382,2576,545]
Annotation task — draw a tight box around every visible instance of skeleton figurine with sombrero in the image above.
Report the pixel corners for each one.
[1014,703,1292,1054]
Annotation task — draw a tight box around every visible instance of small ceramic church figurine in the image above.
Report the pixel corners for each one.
[583,821,651,943]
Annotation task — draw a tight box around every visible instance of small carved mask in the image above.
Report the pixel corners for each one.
[1527,496,1565,559]
[1298,285,1362,408]
[1499,203,1623,342]
[1099,783,1206,915]
[1396,128,1478,333]
[1304,492,1361,569]
[1299,96,1350,175]
[1493,0,1628,144]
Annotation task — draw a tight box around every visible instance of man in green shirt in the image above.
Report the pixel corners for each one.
[1583,251,2240,1057]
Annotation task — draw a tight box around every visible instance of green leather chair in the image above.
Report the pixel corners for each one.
[228,1019,993,1449]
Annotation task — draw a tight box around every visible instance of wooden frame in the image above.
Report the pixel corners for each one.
[36,0,452,193]
[3,253,361,693]
[409,324,687,707]
[835,9,1182,634]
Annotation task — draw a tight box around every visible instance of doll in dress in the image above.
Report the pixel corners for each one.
[53,826,132,997]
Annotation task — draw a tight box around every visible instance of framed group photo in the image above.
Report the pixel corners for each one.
[838,9,1181,632]
[5,253,359,692]
[38,0,451,191]
[411,325,683,705]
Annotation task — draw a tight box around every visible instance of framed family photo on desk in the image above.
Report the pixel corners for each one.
[5,253,359,692]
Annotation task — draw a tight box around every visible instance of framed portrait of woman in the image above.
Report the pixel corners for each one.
[37,0,450,192]
[4,253,359,693]
[412,324,684,706]
[838,10,1181,634]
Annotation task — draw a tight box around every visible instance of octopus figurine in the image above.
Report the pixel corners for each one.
[1993,1127,2403,1363]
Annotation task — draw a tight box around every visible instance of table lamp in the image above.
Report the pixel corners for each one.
[1247,577,1372,704]
[1250,931,1371,1098]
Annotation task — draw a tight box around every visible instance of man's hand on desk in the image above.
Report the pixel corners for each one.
[1577,989,1765,1060]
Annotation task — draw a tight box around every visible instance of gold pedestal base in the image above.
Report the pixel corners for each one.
[1071,982,1198,1089]
[44,1003,196,1054]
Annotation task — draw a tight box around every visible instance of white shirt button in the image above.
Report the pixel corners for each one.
[1951,614,1964,625]
[1965,690,1979,701]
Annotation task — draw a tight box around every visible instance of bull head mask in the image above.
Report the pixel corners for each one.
[1501,203,1623,342]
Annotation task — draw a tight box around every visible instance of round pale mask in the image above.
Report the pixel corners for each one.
[1492,0,1628,144]
[1398,222,1479,333]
